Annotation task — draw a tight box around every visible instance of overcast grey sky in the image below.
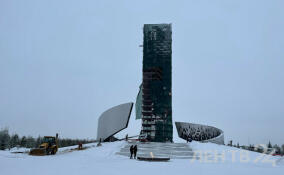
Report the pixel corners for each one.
[0,0,283,145]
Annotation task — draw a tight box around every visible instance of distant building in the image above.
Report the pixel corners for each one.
[140,24,173,142]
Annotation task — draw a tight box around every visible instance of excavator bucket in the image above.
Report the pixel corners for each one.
[29,148,46,156]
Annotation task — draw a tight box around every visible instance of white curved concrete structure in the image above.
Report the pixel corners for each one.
[175,122,224,145]
[97,102,133,141]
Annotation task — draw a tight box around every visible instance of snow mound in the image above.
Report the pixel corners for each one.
[0,141,283,175]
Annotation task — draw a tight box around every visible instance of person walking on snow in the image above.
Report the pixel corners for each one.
[130,145,134,159]
[133,145,138,159]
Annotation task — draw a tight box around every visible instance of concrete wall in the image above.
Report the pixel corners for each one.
[97,102,133,141]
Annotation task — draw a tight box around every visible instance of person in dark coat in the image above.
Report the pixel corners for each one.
[130,145,134,159]
[133,145,138,159]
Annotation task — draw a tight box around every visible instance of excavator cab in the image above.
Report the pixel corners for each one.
[41,137,56,147]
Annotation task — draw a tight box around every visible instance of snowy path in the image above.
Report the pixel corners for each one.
[0,141,283,175]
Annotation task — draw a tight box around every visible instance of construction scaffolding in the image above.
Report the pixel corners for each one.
[140,24,173,142]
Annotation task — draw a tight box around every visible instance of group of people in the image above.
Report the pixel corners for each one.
[129,145,138,159]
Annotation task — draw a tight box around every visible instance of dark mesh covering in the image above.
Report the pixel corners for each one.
[141,24,173,142]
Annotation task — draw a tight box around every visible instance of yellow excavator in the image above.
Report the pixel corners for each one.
[29,134,58,156]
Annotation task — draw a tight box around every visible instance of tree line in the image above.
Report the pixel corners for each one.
[0,129,95,150]
[227,140,284,155]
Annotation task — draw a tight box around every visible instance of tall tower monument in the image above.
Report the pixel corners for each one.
[140,24,173,142]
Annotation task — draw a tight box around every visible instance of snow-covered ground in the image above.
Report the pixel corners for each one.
[0,141,283,175]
